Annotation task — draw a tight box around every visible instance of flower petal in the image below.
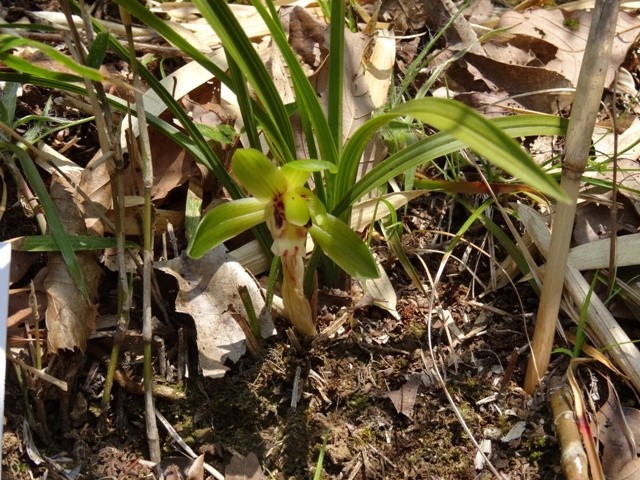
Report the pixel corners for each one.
[300,187,327,225]
[283,190,311,226]
[271,223,307,258]
[309,214,379,279]
[187,198,270,258]
[232,148,287,201]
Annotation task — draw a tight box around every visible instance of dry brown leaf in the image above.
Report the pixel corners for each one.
[464,0,497,25]
[155,246,275,378]
[500,421,527,443]
[45,176,101,352]
[448,51,574,113]
[79,151,113,237]
[225,452,267,480]
[185,454,205,480]
[453,91,529,117]
[445,9,640,114]
[362,262,400,318]
[573,194,640,245]
[9,250,38,285]
[386,374,421,419]
[568,233,640,270]
[498,9,640,88]
[307,13,376,142]
[148,124,203,203]
[363,29,396,109]
[595,382,640,479]
[105,207,184,236]
[288,6,328,73]
[377,0,429,33]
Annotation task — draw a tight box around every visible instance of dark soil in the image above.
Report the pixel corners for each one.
[1,203,566,479]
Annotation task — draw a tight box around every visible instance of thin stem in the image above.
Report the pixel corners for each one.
[119,5,161,461]
[607,71,619,298]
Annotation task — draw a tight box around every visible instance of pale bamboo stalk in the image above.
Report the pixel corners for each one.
[549,376,589,480]
[566,360,604,479]
[517,203,640,391]
[524,0,621,393]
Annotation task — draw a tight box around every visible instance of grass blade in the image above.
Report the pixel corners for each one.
[334,112,568,217]
[11,235,138,252]
[251,1,338,166]
[5,144,88,297]
[339,99,569,207]
[328,0,345,151]
[193,0,296,160]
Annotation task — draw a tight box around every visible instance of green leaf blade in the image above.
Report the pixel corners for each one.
[0,34,103,81]
[85,31,110,69]
[192,0,296,159]
[339,99,568,209]
[309,214,379,279]
[187,198,270,259]
[12,235,138,252]
[335,108,569,217]
[7,145,88,297]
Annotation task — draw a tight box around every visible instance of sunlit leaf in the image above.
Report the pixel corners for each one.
[188,198,270,259]
[282,159,336,187]
[11,235,138,252]
[5,144,88,297]
[338,99,569,209]
[0,34,104,81]
[195,123,237,145]
[333,114,568,217]
[309,214,379,279]
[283,159,337,173]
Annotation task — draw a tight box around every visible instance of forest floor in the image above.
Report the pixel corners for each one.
[3,0,640,478]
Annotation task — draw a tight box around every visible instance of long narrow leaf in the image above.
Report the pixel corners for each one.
[227,56,262,151]
[334,111,569,217]
[339,99,568,207]
[11,235,138,252]
[187,198,270,259]
[108,0,284,162]
[251,1,338,166]
[83,4,278,256]
[5,144,88,297]
[310,214,379,279]
[328,0,345,150]
[0,34,103,81]
[193,0,296,160]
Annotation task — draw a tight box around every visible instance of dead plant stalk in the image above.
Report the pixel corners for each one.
[524,0,621,393]
[119,6,161,463]
[56,0,132,417]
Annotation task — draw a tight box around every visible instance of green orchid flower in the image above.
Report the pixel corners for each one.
[188,148,379,336]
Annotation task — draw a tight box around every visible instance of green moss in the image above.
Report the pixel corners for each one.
[395,356,409,369]
[523,435,549,462]
[358,426,375,444]
[563,17,580,31]
[408,323,426,338]
[347,392,372,412]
